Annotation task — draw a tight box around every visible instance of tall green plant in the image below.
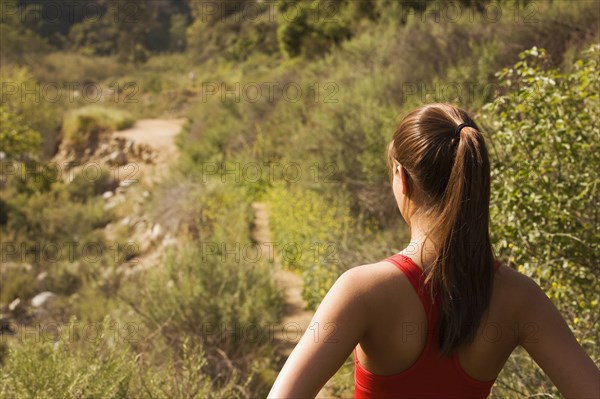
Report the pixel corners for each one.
[483,44,599,397]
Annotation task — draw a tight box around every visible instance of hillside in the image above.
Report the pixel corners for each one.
[1,1,599,397]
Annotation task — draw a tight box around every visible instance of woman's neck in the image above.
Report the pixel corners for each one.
[400,220,440,271]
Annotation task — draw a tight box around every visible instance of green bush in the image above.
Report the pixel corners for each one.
[32,52,125,84]
[66,167,118,203]
[62,106,134,150]
[125,181,282,395]
[483,45,599,397]
[266,182,359,309]
[0,264,37,305]
[1,182,112,272]
[0,107,42,159]
[0,65,60,158]
[136,338,255,399]
[0,317,134,399]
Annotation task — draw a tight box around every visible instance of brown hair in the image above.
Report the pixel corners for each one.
[387,103,495,356]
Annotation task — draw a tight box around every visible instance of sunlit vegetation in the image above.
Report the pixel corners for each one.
[1,0,598,397]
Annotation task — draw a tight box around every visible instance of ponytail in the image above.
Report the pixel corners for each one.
[388,103,495,356]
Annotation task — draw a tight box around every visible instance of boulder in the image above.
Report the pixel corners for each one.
[30,292,57,309]
[8,298,21,312]
[150,223,163,242]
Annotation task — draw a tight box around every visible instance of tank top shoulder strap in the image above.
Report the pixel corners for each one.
[383,253,431,308]
[384,254,502,310]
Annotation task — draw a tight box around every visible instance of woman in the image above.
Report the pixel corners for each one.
[268,103,599,398]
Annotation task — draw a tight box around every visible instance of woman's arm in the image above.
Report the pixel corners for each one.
[518,275,600,398]
[268,267,369,398]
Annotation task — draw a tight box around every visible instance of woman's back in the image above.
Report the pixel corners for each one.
[354,254,517,397]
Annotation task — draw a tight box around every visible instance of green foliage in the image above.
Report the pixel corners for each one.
[0,65,60,158]
[1,1,599,397]
[137,338,254,399]
[0,0,51,64]
[31,52,125,85]
[265,182,358,309]
[0,264,37,304]
[68,17,119,57]
[186,1,278,62]
[1,181,112,266]
[276,0,352,58]
[125,181,282,395]
[483,44,600,396]
[66,167,118,203]
[62,105,134,149]
[0,317,134,399]
[169,14,189,52]
[0,107,42,158]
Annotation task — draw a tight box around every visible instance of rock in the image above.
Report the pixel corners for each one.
[30,292,57,309]
[102,191,114,200]
[121,217,131,226]
[37,271,48,282]
[109,150,127,166]
[150,223,163,242]
[138,231,152,253]
[162,234,177,248]
[120,179,134,188]
[8,298,21,312]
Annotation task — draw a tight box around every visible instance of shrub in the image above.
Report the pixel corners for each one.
[0,264,37,305]
[66,167,118,203]
[0,107,42,159]
[124,181,282,395]
[62,106,134,151]
[265,182,358,309]
[482,45,600,397]
[136,338,254,399]
[0,65,60,158]
[0,317,134,399]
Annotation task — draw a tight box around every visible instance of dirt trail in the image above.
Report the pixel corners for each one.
[251,202,334,398]
[113,123,336,395]
[114,118,185,157]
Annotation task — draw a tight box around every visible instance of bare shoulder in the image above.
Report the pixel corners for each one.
[342,260,416,289]
[339,261,420,308]
[492,264,559,337]
[492,264,547,302]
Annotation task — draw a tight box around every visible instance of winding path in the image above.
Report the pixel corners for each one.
[251,202,334,398]
[113,122,335,395]
[114,118,185,157]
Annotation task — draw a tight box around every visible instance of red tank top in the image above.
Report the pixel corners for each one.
[354,254,501,398]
